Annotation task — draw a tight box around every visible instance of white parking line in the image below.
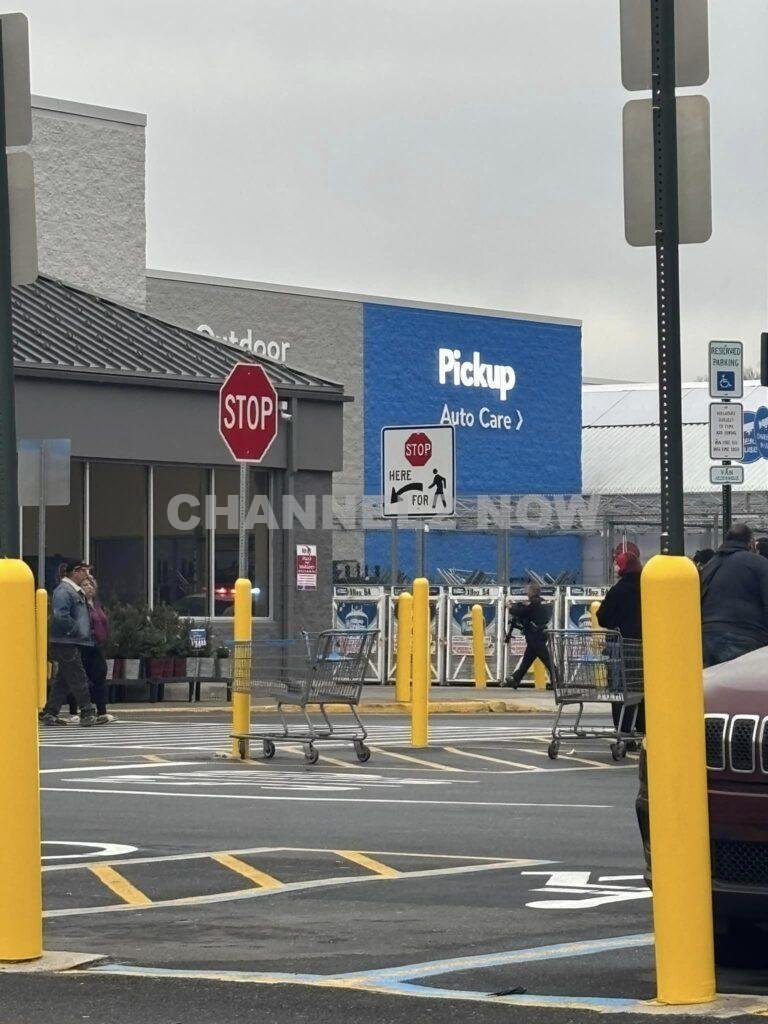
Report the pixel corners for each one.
[40,761,200,775]
[42,786,612,809]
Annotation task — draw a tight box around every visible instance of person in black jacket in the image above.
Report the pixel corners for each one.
[700,523,768,667]
[597,550,644,734]
[502,583,553,688]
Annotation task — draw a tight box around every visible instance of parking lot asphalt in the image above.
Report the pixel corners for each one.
[10,710,768,1022]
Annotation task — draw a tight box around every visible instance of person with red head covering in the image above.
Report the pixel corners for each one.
[597,549,644,735]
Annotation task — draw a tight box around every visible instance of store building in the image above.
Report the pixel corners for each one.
[147,271,585,580]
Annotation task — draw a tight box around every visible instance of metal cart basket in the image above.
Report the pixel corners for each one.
[546,629,644,761]
[231,629,378,764]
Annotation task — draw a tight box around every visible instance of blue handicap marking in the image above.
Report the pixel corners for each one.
[717,370,735,392]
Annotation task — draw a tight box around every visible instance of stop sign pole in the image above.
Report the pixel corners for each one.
[218,363,279,576]
[218,363,279,762]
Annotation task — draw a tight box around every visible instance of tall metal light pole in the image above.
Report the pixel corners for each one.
[651,0,684,555]
[0,20,18,556]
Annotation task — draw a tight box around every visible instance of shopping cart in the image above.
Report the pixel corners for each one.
[546,628,644,762]
[230,629,377,764]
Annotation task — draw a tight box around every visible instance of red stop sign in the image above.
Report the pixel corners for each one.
[404,431,432,467]
[219,363,279,462]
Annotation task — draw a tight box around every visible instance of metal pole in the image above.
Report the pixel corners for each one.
[36,443,45,589]
[415,524,426,579]
[651,0,684,556]
[0,23,18,556]
[282,398,298,637]
[390,518,399,584]
[496,530,505,584]
[237,461,248,579]
[722,482,732,536]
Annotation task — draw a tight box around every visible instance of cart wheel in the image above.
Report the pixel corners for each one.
[611,741,627,761]
[547,739,560,760]
[355,741,371,763]
[237,738,248,760]
[262,739,275,760]
[304,744,320,765]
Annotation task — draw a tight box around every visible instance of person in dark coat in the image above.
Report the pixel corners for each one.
[693,548,715,572]
[597,550,644,734]
[502,583,553,688]
[700,522,768,667]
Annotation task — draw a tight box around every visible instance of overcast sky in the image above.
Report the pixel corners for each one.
[16,0,768,381]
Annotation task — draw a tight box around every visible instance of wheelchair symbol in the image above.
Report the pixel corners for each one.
[717,371,735,392]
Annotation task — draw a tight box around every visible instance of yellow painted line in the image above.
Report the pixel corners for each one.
[279,744,360,770]
[318,754,362,769]
[88,864,152,906]
[46,858,544,919]
[211,853,282,889]
[142,754,170,764]
[442,746,542,771]
[519,747,611,769]
[335,850,400,878]
[367,746,463,772]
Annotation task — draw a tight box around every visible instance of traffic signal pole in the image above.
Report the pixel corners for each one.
[0,22,19,556]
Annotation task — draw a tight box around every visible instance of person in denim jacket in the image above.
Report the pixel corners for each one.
[39,559,98,727]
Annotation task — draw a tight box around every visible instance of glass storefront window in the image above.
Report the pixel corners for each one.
[90,462,148,604]
[22,461,85,592]
[212,467,270,617]
[153,466,210,616]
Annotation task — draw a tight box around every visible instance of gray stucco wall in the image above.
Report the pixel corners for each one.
[15,377,342,473]
[147,275,365,566]
[31,98,147,309]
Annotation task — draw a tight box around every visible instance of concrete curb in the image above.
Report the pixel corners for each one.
[0,951,105,973]
[111,699,543,716]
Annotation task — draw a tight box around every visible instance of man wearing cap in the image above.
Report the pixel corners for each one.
[39,559,98,727]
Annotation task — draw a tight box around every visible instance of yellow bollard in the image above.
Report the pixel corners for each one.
[395,592,413,703]
[410,578,429,747]
[471,604,486,687]
[533,658,547,689]
[35,588,48,710]
[641,555,715,1005]
[231,578,252,759]
[0,559,42,961]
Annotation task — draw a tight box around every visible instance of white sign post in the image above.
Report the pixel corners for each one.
[381,425,455,518]
[709,403,743,461]
[709,342,744,532]
[709,465,744,486]
[708,340,743,399]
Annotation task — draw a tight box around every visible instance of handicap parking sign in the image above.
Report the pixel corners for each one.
[717,371,735,393]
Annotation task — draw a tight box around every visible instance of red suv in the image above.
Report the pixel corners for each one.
[637,646,768,956]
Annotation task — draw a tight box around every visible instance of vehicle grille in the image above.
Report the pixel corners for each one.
[730,717,757,772]
[705,714,764,774]
[705,715,726,770]
[712,839,768,886]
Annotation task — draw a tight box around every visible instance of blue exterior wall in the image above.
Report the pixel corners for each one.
[362,303,582,580]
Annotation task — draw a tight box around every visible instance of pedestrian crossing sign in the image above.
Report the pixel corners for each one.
[381,424,456,518]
